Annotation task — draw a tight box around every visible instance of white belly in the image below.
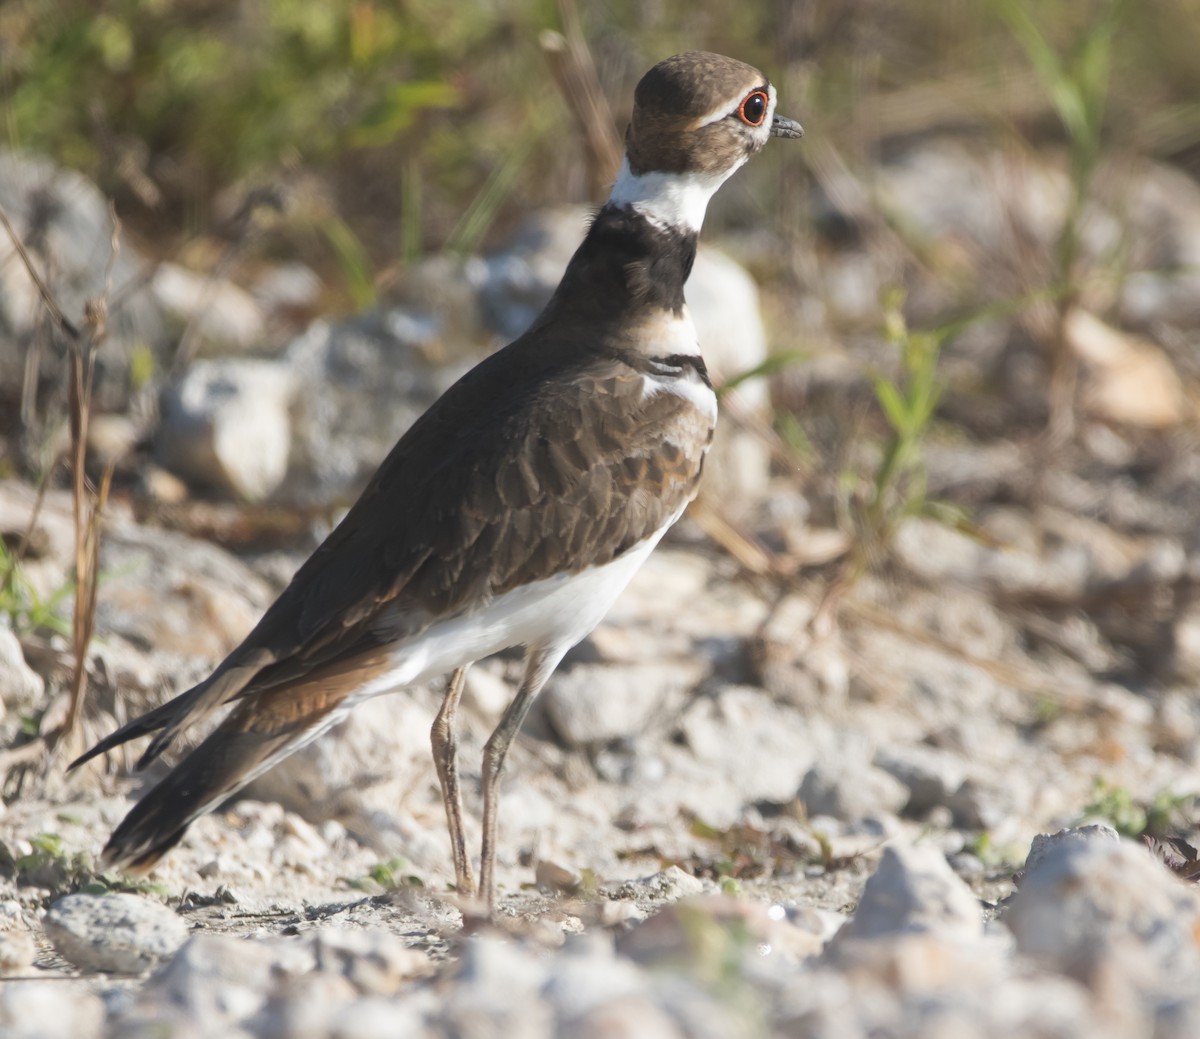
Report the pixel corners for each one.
[353,516,678,701]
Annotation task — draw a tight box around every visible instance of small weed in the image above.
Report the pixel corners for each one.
[683,815,811,881]
[1081,780,1146,837]
[1080,780,1192,839]
[1145,789,1195,839]
[351,856,425,892]
[817,288,948,620]
[716,351,809,401]
[966,831,993,861]
[1,832,102,896]
[993,0,1130,444]
[0,537,74,638]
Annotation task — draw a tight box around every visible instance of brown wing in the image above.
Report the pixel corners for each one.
[74,337,712,770]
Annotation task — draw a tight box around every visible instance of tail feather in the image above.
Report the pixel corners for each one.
[68,689,203,772]
[98,684,354,874]
[101,715,293,872]
[70,660,268,774]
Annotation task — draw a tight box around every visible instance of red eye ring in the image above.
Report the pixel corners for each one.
[738,90,769,127]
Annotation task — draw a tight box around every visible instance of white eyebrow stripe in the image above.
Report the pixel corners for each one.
[688,98,738,130]
[687,82,776,130]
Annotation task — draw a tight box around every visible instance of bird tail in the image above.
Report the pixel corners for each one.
[99,688,349,873]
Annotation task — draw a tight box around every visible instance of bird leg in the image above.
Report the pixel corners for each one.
[431,665,475,897]
[479,645,562,913]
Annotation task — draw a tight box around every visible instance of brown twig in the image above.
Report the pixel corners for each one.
[61,206,121,749]
[540,0,623,200]
[0,199,122,764]
[0,206,80,340]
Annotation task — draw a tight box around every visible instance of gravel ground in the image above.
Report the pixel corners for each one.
[5,139,1200,1036]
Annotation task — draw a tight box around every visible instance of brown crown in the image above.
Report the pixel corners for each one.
[625,51,770,177]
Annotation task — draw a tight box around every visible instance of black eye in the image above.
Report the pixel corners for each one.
[738,90,768,127]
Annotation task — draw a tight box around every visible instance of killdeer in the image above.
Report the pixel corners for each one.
[72,51,803,911]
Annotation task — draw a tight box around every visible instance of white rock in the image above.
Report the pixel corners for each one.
[1006,828,1200,980]
[252,262,322,313]
[873,744,966,815]
[91,517,273,691]
[243,690,433,826]
[610,866,705,903]
[687,247,772,510]
[438,936,553,1037]
[1020,823,1120,878]
[1065,308,1187,429]
[42,893,188,975]
[687,248,769,408]
[0,150,167,413]
[679,686,816,806]
[259,972,359,1039]
[0,628,43,715]
[309,927,433,994]
[158,359,296,501]
[280,312,453,505]
[799,761,909,821]
[140,933,279,1022]
[876,138,1070,255]
[570,997,685,1039]
[153,262,266,350]
[0,980,104,1039]
[0,929,34,973]
[836,844,983,941]
[543,662,700,747]
[323,996,433,1039]
[544,938,646,1021]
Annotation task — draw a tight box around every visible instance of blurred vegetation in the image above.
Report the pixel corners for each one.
[3,0,1198,297]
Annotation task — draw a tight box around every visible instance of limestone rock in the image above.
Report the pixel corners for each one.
[799,761,909,821]
[0,627,43,716]
[1065,308,1187,429]
[835,844,983,942]
[279,310,456,505]
[679,686,816,807]
[42,893,188,975]
[152,263,266,352]
[157,358,296,500]
[0,980,104,1039]
[543,662,701,748]
[0,150,166,414]
[1006,827,1200,982]
[874,744,967,816]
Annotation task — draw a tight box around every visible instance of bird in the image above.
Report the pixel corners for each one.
[71,51,803,912]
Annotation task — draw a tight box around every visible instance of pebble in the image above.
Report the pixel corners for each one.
[799,761,909,820]
[153,262,266,351]
[1019,823,1120,878]
[157,358,296,501]
[309,927,434,994]
[438,937,553,1038]
[0,627,43,716]
[874,744,967,816]
[609,866,705,904]
[543,662,699,747]
[0,928,34,974]
[0,980,105,1039]
[42,893,188,975]
[1006,827,1200,983]
[835,843,983,942]
[678,686,817,808]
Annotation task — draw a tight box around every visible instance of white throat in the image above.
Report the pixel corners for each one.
[607,156,745,234]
